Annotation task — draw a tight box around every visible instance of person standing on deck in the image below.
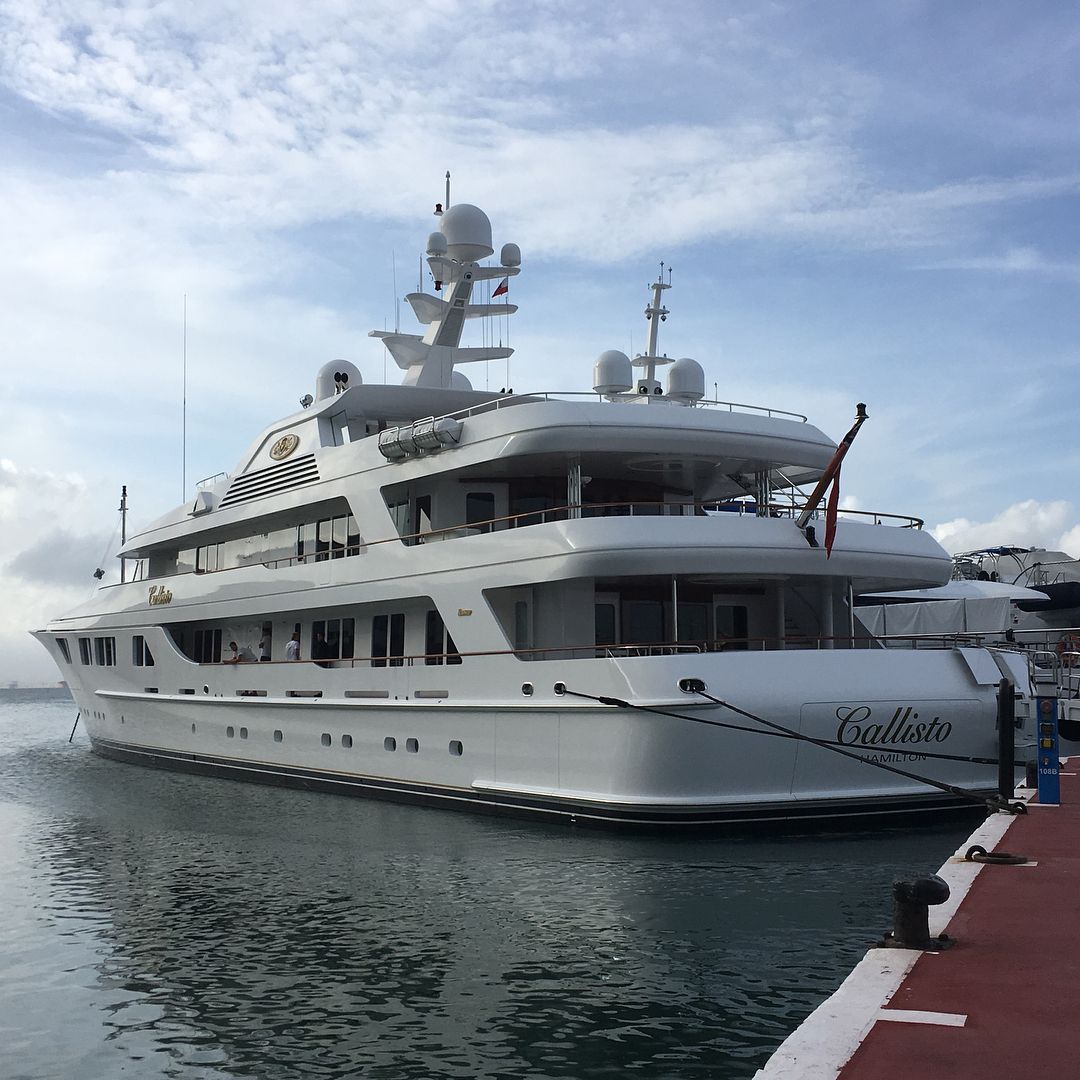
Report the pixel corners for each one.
[285,632,301,661]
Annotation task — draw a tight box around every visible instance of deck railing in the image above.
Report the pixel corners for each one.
[117,495,924,582]
[426,389,809,425]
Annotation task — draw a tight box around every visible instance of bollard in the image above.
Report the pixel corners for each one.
[882,873,952,951]
[997,677,1015,799]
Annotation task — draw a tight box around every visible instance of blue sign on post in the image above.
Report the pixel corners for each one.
[1036,696,1061,806]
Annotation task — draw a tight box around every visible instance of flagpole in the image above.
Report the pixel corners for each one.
[794,403,868,530]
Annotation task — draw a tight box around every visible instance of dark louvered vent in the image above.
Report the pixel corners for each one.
[219,454,320,508]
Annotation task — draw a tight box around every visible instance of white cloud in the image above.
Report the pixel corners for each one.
[931,500,1080,557]
[2,0,1072,261]
[926,245,1080,282]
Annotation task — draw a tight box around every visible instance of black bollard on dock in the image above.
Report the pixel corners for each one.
[882,873,953,951]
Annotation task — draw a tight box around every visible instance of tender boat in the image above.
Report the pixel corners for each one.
[33,191,1037,827]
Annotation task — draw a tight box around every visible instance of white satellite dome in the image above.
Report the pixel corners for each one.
[315,359,363,401]
[667,357,705,402]
[449,370,473,391]
[440,204,493,261]
[593,350,633,395]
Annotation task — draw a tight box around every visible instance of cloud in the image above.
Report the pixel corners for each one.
[924,245,1080,282]
[931,500,1080,557]
[2,0,1072,263]
[6,526,114,587]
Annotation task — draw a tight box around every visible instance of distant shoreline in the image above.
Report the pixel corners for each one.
[0,686,73,700]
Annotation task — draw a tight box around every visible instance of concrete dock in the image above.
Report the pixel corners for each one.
[755,762,1080,1078]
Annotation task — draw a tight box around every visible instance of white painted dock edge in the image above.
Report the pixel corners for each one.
[751,803,1026,1079]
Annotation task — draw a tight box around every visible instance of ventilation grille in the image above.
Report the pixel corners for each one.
[219,454,320,508]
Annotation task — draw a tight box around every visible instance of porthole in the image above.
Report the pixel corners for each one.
[521,682,533,696]
[449,740,463,757]
[384,737,397,752]
[406,737,419,753]
[240,727,248,740]
[553,682,566,696]
[321,732,331,747]
[274,729,283,743]
[203,685,210,695]
[342,734,353,749]
[227,726,235,738]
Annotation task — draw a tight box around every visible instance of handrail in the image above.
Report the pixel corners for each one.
[424,389,809,425]
[130,496,924,581]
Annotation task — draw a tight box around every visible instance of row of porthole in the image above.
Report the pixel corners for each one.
[189,722,463,757]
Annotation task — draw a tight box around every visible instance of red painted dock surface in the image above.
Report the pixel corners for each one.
[756,764,1080,1079]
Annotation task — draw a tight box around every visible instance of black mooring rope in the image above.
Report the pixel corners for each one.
[562,687,1015,811]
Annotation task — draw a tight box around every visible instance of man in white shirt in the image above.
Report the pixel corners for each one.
[285,632,301,661]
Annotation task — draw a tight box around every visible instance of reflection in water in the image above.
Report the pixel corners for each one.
[0,694,976,1079]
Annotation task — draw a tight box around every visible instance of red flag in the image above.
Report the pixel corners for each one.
[824,466,841,558]
[492,277,509,298]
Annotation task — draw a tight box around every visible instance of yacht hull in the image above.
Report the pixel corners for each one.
[59,646,1029,829]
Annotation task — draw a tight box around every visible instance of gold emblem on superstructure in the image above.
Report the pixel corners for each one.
[148,585,173,606]
[270,434,300,460]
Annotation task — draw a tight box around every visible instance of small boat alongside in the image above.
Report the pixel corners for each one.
[34,189,1039,827]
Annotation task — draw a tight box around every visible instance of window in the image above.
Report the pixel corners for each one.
[371,614,388,668]
[414,495,432,540]
[425,610,462,665]
[298,522,317,562]
[196,543,218,574]
[677,602,710,644]
[94,637,116,666]
[316,518,333,561]
[514,600,531,652]
[321,732,331,747]
[388,612,405,666]
[331,516,348,558]
[715,604,749,650]
[384,736,397,751]
[594,603,617,647]
[466,492,495,533]
[79,638,92,665]
[373,612,406,667]
[312,618,355,661]
[342,734,353,749]
[625,600,664,645]
[406,737,419,753]
[132,635,155,667]
[193,628,222,664]
[387,500,410,541]
[449,740,463,757]
[56,639,71,664]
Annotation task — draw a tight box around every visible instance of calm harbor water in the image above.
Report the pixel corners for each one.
[0,689,977,1080]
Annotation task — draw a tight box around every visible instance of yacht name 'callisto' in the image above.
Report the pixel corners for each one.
[33,175,1036,828]
[835,705,954,747]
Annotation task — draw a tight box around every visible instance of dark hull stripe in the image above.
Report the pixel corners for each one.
[89,737,988,831]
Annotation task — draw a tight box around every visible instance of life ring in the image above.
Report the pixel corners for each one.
[1057,634,1080,666]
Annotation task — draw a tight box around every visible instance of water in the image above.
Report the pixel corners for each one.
[0,690,977,1080]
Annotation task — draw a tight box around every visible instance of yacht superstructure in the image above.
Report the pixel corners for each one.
[34,194,1036,827]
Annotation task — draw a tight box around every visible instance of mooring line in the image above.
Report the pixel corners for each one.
[562,687,1011,810]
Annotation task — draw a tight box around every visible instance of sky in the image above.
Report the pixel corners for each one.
[1,0,1078,683]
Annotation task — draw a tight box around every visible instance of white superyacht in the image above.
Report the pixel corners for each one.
[34,193,1035,826]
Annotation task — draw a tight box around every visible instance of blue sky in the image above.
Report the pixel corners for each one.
[1,0,1078,682]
